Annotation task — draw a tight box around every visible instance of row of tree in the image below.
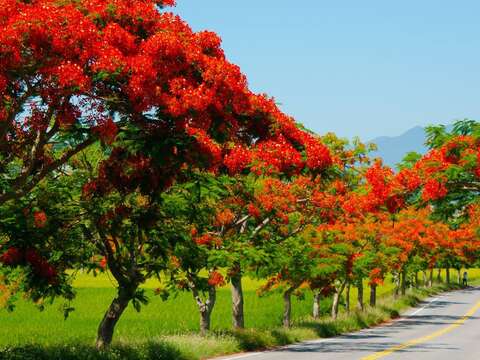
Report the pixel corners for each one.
[1,0,480,350]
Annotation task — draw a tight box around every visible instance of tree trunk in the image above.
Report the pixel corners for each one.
[200,307,211,334]
[331,281,347,320]
[313,291,321,319]
[193,285,216,336]
[369,284,377,307]
[345,283,351,313]
[394,273,400,298]
[422,271,427,287]
[457,268,462,284]
[96,288,133,349]
[446,267,450,284]
[231,271,244,329]
[437,268,442,282]
[357,279,364,311]
[429,269,433,287]
[331,292,341,320]
[283,288,294,328]
[401,268,407,296]
[415,272,419,288]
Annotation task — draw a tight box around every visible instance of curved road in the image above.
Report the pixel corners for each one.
[221,287,480,360]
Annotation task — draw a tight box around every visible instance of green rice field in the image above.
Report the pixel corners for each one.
[1,268,478,348]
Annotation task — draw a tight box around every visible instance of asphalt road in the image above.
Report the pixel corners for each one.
[221,286,480,360]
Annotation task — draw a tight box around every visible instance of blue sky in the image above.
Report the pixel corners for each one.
[172,1,480,140]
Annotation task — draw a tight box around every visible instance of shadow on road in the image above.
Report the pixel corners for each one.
[281,340,458,354]
[275,287,480,355]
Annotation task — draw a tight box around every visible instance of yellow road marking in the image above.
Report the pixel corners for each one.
[361,299,480,360]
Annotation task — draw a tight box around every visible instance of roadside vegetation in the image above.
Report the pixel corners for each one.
[0,272,477,359]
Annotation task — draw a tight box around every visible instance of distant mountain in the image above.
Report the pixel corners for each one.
[368,126,428,168]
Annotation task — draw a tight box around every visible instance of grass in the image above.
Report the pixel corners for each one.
[0,269,478,359]
[0,274,318,345]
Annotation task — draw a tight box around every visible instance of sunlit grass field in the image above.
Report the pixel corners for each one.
[0,269,478,348]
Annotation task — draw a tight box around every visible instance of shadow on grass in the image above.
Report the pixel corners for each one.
[270,329,292,346]
[298,320,340,338]
[378,304,400,318]
[226,327,305,351]
[227,329,271,351]
[228,305,403,352]
[0,342,188,360]
[1,284,469,360]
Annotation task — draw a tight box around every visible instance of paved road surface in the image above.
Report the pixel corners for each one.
[222,286,480,360]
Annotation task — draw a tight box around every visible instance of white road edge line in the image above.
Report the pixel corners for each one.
[409,296,441,316]
[217,294,449,360]
[219,353,263,360]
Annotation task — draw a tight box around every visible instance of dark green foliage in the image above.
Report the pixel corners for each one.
[0,343,187,360]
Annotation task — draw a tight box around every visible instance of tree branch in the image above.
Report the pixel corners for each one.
[0,137,96,205]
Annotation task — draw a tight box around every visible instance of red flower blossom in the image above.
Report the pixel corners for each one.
[422,178,448,202]
[224,145,252,174]
[25,248,43,268]
[190,227,198,237]
[386,194,405,214]
[82,181,98,197]
[396,168,421,192]
[0,247,24,266]
[25,248,58,283]
[95,118,118,145]
[38,263,58,283]
[215,209,235,226]
[247,204,261,219]
[33,211,47,228]
[251,135,303,175]
[194,233,221,246]
[365,162,394,201]
[47,61,89,91]
[186,126,222,169]
[194,234,212,245]
[331,180,347,195]
[475,152,480,178]
[304,138,333,170]
[208,271,225,287]
[368,267,384,286]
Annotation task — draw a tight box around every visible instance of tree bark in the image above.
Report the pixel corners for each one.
[331,292,341,320]
[96,287,133,349]
[283,288,295,328]
[422,271,427,287]
[192,285,216,336]
[231,271,244,329]
[357,279,364,311]
[345,282,351,313]
[415,272,419,288]
[446,267,450,284]
[331,281,347,320]
[0,137,95,206]
[394,273,400,298]
[369,284,377,307]
[313,291,321,319]
[200,306,212,334]
[401,268,407,296]
[429,269,433,287]
[437,268,442,283]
